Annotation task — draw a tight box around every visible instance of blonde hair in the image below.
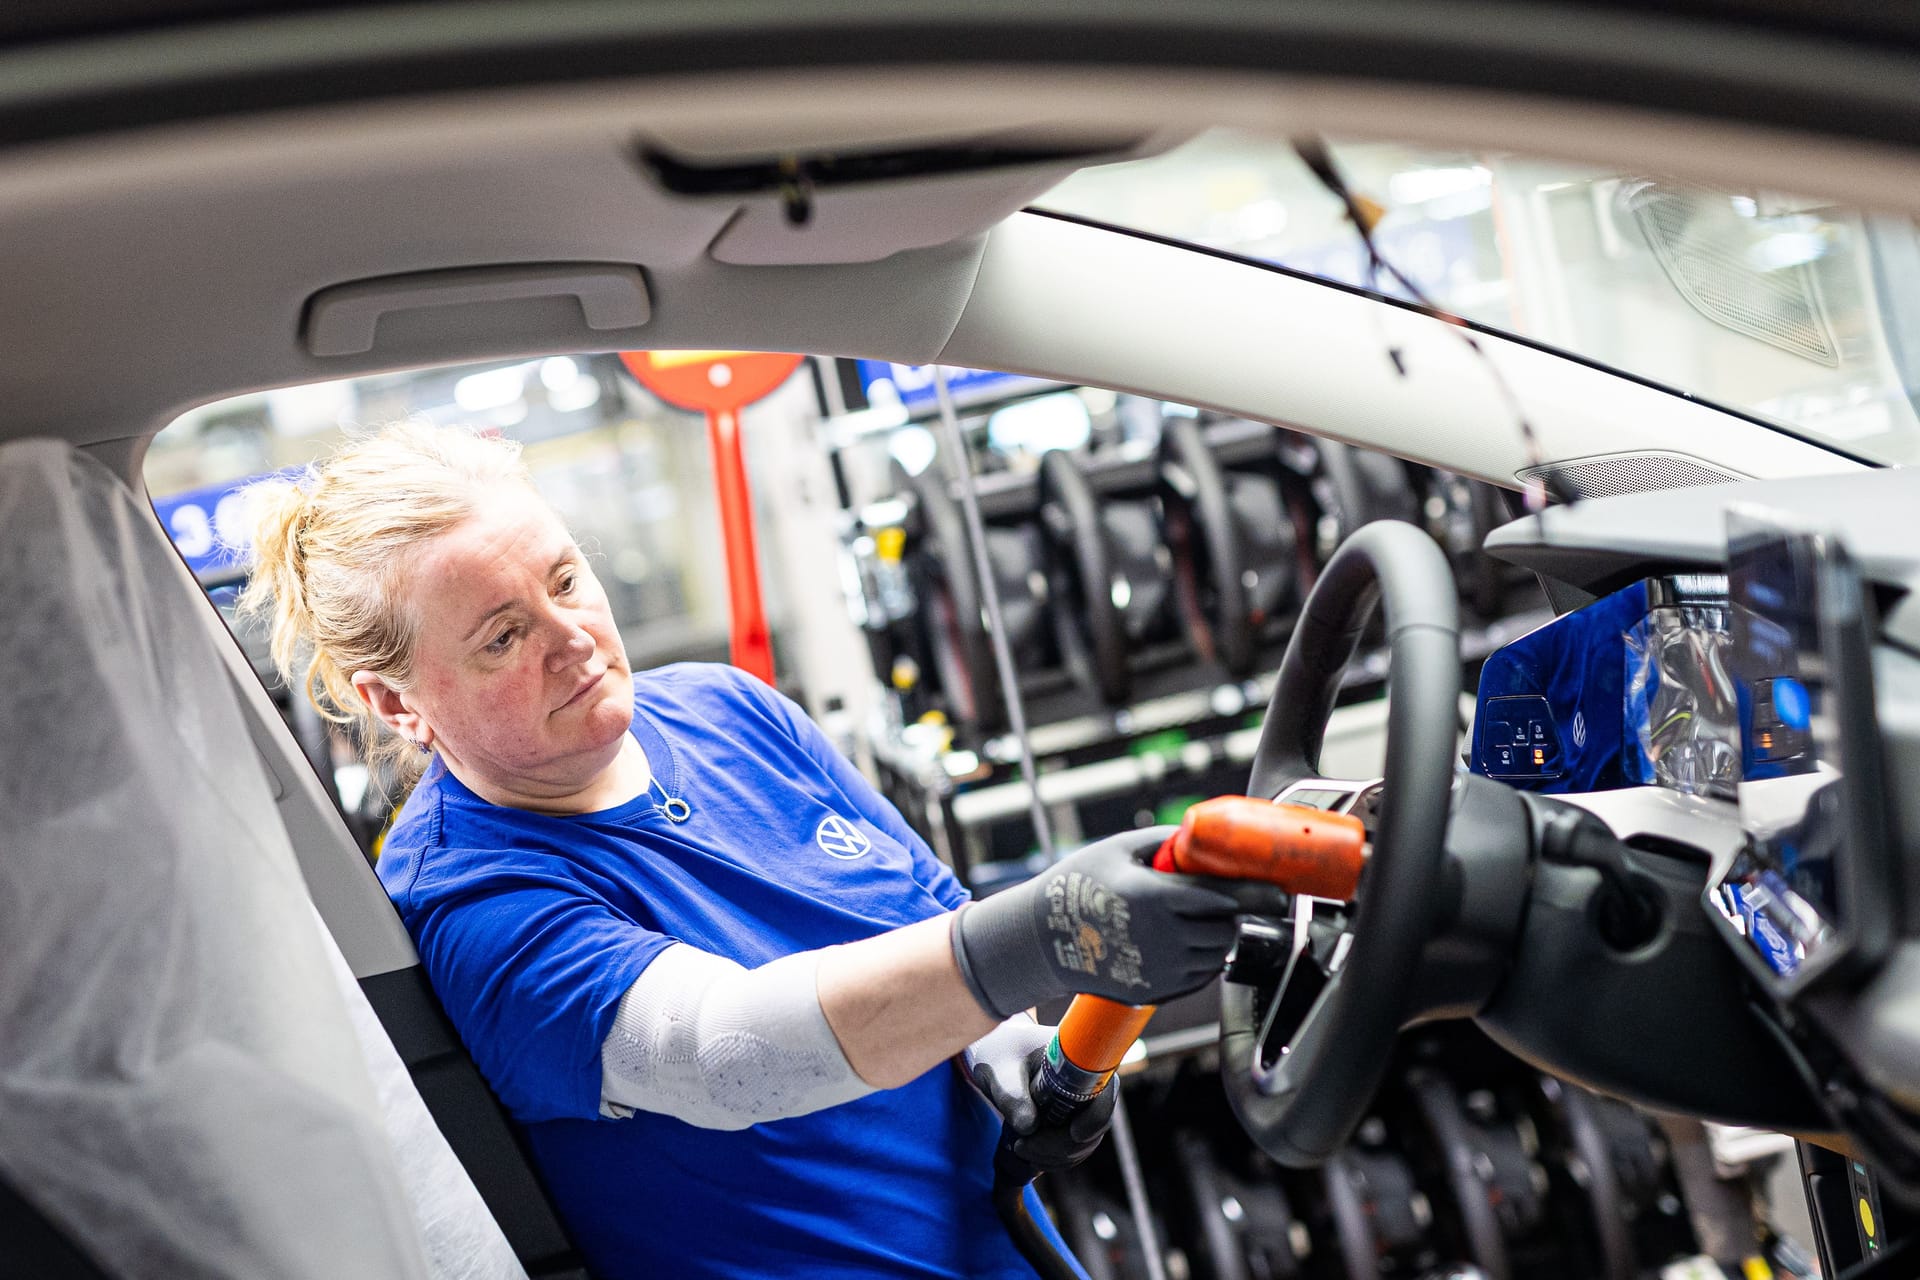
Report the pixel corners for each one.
[238,421,534,783]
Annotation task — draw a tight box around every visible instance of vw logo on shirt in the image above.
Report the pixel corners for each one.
[815,814,873,860]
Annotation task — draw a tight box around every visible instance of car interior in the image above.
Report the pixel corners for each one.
[8,4,1920,1279]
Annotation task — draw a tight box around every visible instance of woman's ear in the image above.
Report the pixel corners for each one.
[350,671,433,750]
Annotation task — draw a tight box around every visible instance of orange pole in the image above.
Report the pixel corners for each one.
[706,407,775,684]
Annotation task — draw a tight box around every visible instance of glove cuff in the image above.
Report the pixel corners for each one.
[949,905,1003,1018]
[951,893,1055,1020]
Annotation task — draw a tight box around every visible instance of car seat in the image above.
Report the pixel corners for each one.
[0,439,533,1279]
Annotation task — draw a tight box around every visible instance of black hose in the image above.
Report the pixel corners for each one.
[993,1134,1090,1280]
[994,1172,1083,1280]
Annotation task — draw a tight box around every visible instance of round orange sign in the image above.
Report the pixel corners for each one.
[618,349,805,414]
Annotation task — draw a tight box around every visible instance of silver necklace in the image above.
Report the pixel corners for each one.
[648,772,691,823]
[632,736,690,823]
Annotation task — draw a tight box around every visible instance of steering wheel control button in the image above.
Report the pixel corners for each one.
[1223,921,1291,988]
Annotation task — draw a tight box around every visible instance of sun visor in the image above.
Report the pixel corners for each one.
[708,160,1076,265]
[639,130,1186,265]
[0,440,446,1278]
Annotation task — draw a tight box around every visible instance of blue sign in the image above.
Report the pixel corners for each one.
[151,470,294,579]
[853,360,1042,412]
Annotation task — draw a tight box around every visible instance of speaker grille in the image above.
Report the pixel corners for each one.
[1625,182,1841,367]
[1518,452,1744,501]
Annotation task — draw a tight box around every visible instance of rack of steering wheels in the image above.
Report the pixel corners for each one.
[842,407,1546,884]
[835,400,1816,1280]
[1040,1021,1818,1280]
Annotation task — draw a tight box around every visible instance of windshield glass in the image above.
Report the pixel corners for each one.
[1041,131,1920,467]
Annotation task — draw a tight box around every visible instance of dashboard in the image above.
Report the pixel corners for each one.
[1471,513,1882,989]
[1471,466,1920,1194]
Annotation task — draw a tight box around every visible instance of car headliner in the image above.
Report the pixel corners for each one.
[5,1,1919,489]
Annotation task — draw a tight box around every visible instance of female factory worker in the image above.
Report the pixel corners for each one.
[244,422,1278,1279]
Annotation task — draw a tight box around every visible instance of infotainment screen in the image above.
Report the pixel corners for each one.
[1707,507,1890,993]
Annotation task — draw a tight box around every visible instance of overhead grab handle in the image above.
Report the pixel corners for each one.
[303,263,651,357]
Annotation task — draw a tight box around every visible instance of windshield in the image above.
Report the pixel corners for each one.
[1041,131,1920,467]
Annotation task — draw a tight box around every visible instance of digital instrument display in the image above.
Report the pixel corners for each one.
[1708,507,1887,991]
[1470,575,1734,795]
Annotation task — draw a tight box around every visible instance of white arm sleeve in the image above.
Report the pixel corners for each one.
[599,943,875,1130]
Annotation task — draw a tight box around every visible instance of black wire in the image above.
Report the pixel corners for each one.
[993,1171,1083,1280]
[1292,137,1573,513]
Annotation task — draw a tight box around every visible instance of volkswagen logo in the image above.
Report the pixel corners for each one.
[815,815,873,860]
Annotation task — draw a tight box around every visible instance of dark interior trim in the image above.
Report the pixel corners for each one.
[7,2,1920,158]
[359,965,589,1280]
[0,1177,112,1280]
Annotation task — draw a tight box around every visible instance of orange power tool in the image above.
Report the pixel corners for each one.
[1030,796,1369,1127]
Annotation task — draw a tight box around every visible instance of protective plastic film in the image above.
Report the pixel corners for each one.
[1623,601,1740,796]
[0,440,435,1278]
[323,921,528,1280]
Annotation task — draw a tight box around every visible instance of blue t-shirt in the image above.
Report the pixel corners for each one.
[378,663,1072,1279]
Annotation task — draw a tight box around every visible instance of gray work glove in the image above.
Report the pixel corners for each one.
[962,1016,1115,1174]
[950,825,1288,1019]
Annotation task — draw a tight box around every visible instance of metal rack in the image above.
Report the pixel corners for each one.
[870,608,1551,896]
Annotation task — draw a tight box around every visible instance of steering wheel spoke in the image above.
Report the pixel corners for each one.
[1271,775,1384,816]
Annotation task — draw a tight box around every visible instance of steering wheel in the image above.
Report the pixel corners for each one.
[1038,448,1133,707]
[905,462,1006,735]
[1161,417,1254,677]
[1221,519,1461,1167]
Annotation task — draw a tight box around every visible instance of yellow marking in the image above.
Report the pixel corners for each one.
[1740,1257,1773,1280]
[1861,1196,1877,1240]
[1078,924,1107,962]
[876,526,907,564]
[644,349,751,368]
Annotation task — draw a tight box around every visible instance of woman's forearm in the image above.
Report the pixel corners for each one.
[815,913,999,1089]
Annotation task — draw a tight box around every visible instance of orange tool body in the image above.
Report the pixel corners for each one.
[1151,798,1367,898]
[1033,798,1368,1125]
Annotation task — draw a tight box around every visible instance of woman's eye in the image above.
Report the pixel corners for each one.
[486,628,517,654]
[557,572,577,595]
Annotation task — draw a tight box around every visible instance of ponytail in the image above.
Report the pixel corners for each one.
[235,422,533,789]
